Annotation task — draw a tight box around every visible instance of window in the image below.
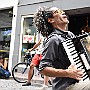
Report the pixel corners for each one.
[21,15,37,62]
[0,27,11,58]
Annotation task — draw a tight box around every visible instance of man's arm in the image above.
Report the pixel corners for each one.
[40,65,83,81]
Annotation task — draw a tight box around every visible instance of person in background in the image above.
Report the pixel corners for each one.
[33,6,90,90]
[22,37,52,87]
[0,55,11,78]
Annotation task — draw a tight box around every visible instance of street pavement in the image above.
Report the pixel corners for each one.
[0,74,52,90]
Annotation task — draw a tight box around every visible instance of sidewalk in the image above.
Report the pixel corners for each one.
[0,73,52,90]
[6,68,52,90]
[0,78,52,90]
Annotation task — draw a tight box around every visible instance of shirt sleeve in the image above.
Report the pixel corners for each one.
[39,36,59,71]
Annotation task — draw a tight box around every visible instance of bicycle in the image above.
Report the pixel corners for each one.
[12,51,44,83]
[12,51,35,83]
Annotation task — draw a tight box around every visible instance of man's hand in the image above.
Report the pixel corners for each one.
[66,64,83,81]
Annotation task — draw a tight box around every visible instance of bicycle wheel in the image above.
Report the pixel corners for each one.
[12,62,34,83]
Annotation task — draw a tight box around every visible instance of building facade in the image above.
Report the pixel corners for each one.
[0,0,90,73]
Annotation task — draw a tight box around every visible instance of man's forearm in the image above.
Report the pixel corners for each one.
[40,67,68,77]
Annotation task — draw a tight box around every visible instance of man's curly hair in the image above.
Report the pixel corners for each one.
[33,6,54,37]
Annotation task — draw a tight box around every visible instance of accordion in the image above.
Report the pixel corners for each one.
[62,37,90,82]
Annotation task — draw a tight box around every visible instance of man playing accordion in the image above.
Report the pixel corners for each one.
[33,6,90,90]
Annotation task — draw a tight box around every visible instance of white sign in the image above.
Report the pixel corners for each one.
[23,35,34,43]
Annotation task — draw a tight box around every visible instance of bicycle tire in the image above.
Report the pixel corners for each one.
[12,62,34,83]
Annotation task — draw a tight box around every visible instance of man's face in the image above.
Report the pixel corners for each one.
[50,7,69,25]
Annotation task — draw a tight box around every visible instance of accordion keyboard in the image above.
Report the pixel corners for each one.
[62,38,89,81]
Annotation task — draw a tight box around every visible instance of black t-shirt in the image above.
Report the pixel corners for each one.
[39,29,84,90]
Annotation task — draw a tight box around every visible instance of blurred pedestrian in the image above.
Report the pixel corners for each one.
[22,37,52,87]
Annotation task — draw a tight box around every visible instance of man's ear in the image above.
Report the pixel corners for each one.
[48,18,54,23]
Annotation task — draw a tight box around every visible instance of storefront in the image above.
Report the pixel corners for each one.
[0,8,13,59]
